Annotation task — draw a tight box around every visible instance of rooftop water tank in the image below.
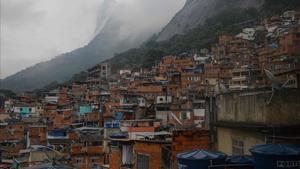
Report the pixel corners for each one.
[226,155,254,169]
[250,144,300,169]
[177,149,227,169]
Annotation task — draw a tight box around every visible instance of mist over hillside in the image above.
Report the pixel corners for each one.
[3,0,298,92]
[0,0,184,92]
[156,0,264,41]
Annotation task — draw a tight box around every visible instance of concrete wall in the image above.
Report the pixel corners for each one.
[266,89,300,125]
[217,127,265,155]
[217,89,300,125]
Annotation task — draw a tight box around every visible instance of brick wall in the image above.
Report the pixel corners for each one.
[0,124,25,141]
[133,141,163,169]
[29,126,47,145]
[171,129,210,161]
[279,27,300,55]
[109,147,121,169]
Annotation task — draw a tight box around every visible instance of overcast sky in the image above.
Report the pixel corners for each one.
[0,0,185,78]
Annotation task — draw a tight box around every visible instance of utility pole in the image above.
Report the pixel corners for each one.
[0,0,2,89]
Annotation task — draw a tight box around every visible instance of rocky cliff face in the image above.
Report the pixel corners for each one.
[156,0,264,41]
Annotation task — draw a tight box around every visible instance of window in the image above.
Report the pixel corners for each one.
[76,158,83,164]
[232,138,244,155]
[91,159,96,163]
[294,40,300,45]
[199,102,206,109]
[180,112,190,120]
[137,154,149,169]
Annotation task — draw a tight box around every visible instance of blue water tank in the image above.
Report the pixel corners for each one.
[226,155,253,164]
[177,150,227,169]
[226,156,254,169]
[250,144,300,169]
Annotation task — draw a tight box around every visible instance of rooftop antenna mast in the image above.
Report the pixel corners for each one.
[265,69,279,104]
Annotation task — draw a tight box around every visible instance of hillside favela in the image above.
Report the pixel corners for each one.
[1,0,300,169]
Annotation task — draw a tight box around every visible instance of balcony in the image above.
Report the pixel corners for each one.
[71,145,83,155]
[87,146,104,155]
[228,85,249,90]
[71,145,104,155]
[232,76,247,81]
[104,121,120,128]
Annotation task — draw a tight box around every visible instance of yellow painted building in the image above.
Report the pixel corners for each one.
[217,127,264,155]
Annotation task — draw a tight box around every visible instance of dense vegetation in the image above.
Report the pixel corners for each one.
[33,71,88,97]
[0,89,17,108]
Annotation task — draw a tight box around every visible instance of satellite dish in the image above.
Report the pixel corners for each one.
[264,69,292,104]
[219,83,228,93]
[264,69,281,89]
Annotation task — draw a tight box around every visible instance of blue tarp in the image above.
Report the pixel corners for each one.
[250,144,300,155]
[48,130,67,137]
[177,150,227,160]
[182,65,204,73]
[110,133,128,139]
[226,155,254,164]
[104,121,120,128]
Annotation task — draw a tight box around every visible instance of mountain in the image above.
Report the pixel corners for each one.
[106,0,300,72]
[1,20,142,92]
[3,0,299,92]
[156,0,264,41]
[1,0,182,92]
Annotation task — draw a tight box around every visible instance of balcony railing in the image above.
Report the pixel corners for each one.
[71,145,104,155]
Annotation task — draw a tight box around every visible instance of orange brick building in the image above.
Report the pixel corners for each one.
[133,140,169,169]
[279,27,300,55]
[171,129,210,160]
[28,125,47,146]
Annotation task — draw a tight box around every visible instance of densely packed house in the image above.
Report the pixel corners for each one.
[1,10,300,169]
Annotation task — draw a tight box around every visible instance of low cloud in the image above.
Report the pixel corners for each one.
[0,0,185,78]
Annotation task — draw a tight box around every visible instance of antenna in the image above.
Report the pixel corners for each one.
[170,112,182,126]
[281,76,293,88]
[264,69,277,104]
[264,69,292,104]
